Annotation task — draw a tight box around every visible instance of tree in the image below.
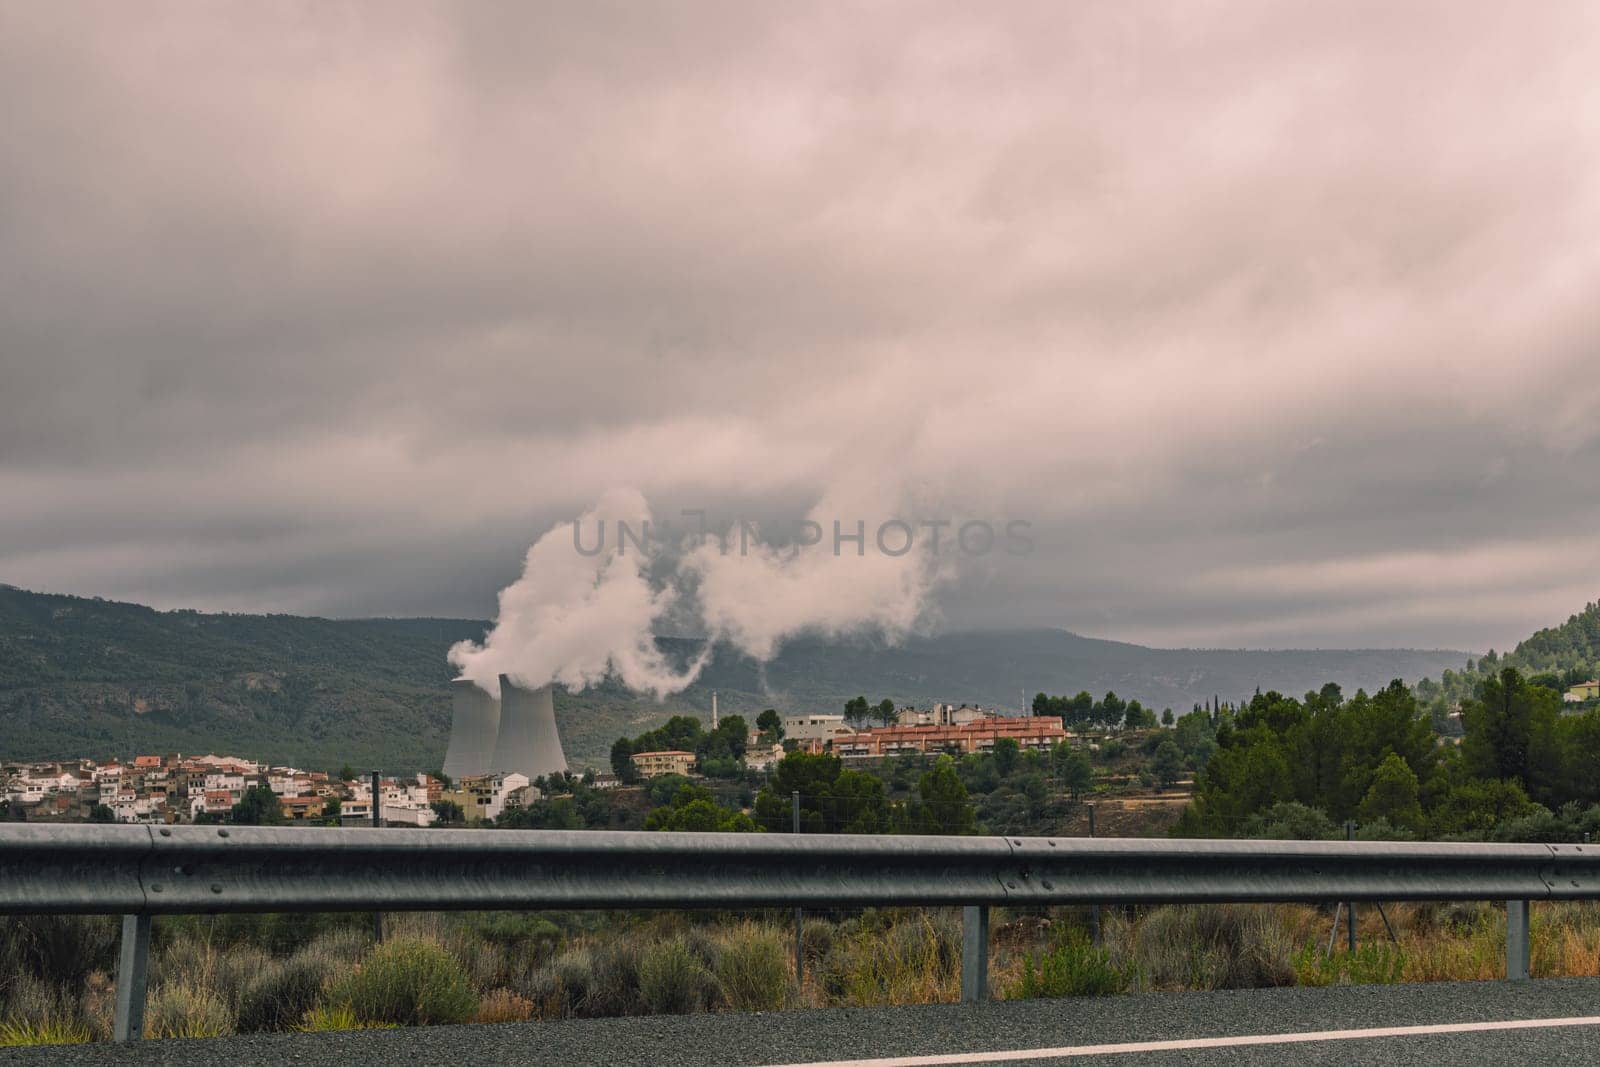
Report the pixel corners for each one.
[911,757,977,835]
[756,708,784,741]
[1124,703,1158,730]
[87,803,114,823]
[338,763,357,782]
[843,696,871,728]
[1054,743,1093,800]
[1161,708,1175,727]
[1462,668,1560,799]
[752,752,889,833]
[230,785,285,826]
[1151,739,1184,791]
[875,698,898,727]
[992,737,1021,776]
[610,737,638,782]
[1356,753,1424,831]
[431,799,465,825]
[644,784,758,832]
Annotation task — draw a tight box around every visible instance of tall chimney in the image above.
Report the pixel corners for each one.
[443,679,501,780]
[492,676,568,780]
[712,690,718,730]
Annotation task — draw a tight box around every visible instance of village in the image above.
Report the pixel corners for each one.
[1,703,1084,828]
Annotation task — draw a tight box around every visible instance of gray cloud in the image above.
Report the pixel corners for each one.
[3,1,1599,653]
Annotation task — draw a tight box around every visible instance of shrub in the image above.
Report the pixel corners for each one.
[330,937,478,1027]
[1292,942,1406,986]
[144,982,235,1039]
[638,937,718,1015]
[299,926,372,968]
[1011,929,1126,998]
[236,954,332,1032]
[586,940,644,1016]
[816,912,960,1006]
[467,913,564,959]
[713,923,790,1011]
[1117,905,1297,991]
[474,988,536,1024]
[0,915,118,987]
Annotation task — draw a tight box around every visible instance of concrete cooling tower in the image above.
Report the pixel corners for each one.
[491,675,568,780]
[442,679,501,780]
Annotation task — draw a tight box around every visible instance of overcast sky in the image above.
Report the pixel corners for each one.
[3,2,1598,653]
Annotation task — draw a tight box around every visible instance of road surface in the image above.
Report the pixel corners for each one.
[10,978,1600,1066]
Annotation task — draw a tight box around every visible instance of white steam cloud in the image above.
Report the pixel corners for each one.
[450,485,944,696]
[448,488,707,697]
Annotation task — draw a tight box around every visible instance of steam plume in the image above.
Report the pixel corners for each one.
[451,484,942,696]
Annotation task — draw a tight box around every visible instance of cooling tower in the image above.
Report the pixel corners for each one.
[442,679,501,780]
[491,675,568,780]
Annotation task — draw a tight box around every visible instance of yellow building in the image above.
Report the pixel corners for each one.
[630,750,697,778]
[1564,681,1600,703]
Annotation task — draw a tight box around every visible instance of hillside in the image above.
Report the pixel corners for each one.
[1508,601,1600,676]
[0,585,1471,772]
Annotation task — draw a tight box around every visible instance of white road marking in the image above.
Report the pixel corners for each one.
[760,1015,1600,1066]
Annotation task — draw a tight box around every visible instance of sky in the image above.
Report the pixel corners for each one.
[2,1,1599,654]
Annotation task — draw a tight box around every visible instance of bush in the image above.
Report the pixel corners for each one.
[1012,929,1126,998]
[473,988,535,1024]
[466,913,564,960]
[713,923,790,1011]
[299,926,372,968]
[585,940,644,1016]
[1116,905,1297,991]
[236,953,332,1032]
[637,937,718,1015]
[330,937,478,1027]
[1292,942,1405,986]
[0,915,118,987]
[816,911,960,1006]
[144,982,235,1039]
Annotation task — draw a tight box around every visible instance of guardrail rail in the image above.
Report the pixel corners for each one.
[3,825,1593,1040]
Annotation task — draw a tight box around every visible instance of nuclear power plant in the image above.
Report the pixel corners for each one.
[442,675,568,781]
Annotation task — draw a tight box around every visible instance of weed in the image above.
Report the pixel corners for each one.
[638,937,719,1015]
[329,937,478,1027]
[1010,929,1126,998]
[0,1017,91,1046]
[144,982,235,1039]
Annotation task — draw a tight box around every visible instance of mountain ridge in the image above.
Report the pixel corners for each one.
[0,584,1472,770]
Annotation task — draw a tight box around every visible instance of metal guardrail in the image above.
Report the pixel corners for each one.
[2,825,1592,1040]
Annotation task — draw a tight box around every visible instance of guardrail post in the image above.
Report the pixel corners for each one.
[371,769,384,944]
[961,905,989,1002]
[1506,900,1530,980]
[792,791,804,989]
[1344,820,1357,952]
[1087,803,1102,947]
[113,913,151,1042]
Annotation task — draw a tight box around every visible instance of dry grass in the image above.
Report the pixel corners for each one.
[16,901,1600,1043]
[473,989,536,1024]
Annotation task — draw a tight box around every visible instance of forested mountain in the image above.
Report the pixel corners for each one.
[0,584,1471,771]
[1414,600,1600,712]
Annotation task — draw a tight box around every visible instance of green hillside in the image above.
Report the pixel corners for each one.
[0,584,1473,772]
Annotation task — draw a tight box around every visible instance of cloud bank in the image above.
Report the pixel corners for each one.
[3,2,1599,651]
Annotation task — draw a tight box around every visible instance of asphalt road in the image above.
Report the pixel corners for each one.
[8,979,1600,1066]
